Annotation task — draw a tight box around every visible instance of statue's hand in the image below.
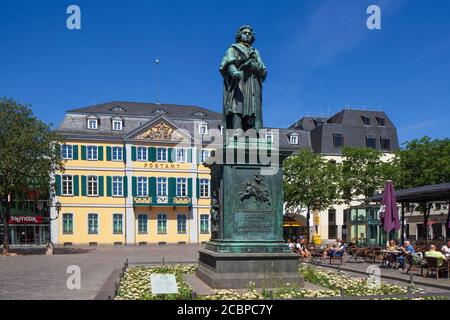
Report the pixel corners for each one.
[231,70,244,80]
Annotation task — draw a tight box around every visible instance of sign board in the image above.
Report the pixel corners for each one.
[150,274,178,295]
[8,216,43,224]
[312,234,321,245]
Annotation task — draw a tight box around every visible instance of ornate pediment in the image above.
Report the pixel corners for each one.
[135,121,185,141]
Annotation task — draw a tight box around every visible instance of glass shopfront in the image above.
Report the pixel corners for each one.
[347,205,397,246]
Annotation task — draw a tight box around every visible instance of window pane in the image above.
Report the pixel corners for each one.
[138,215,147,233]
[177,214,186,233]
[157,214,167,234]
[200,215,209,233]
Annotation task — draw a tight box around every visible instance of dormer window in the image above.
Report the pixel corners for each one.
[87,119,98,130]
[153,109,167,114]
[199,123,208,135]
[111,106,126,112]
[376,117,386,126]
[289,134,299,145]
[193,111,207,117]
[112,120,123,131]
[361,116,371,126]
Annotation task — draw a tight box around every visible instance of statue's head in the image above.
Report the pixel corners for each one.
[235,25,255,45]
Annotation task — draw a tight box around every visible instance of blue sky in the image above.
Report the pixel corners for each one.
[1,0,449,144]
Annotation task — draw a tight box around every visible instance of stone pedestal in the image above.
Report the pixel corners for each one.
[197,141,303,289]
[196,249,303,289]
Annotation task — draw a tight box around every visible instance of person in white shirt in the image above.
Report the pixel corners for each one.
[441,240,450,258]
[287,239,296,253]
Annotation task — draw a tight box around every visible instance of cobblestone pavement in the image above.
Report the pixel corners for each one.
[0,245,201,300]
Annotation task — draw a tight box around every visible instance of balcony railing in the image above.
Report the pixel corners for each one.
[133,196,192,207]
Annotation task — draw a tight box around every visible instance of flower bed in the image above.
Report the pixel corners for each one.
[115,263,434,300]
[115,265,196,300]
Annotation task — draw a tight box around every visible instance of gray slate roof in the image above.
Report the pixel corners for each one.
[56,102,399,155]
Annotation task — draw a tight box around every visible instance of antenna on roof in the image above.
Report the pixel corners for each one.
[155,58,160,105]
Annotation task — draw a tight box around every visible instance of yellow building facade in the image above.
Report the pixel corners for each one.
[52,102,221,245]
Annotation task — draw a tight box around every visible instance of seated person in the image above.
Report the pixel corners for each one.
[441,240,450,258]
[397,240,415,269]
[298,238,311,259]
[287,239,296,253]
[425,245,447,267]
[321,241,346,262]
[387,240,398,251]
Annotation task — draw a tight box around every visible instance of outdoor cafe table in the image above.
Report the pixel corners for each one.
[380,250,402,268]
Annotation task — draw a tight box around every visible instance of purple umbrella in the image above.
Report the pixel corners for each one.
[380,181,400,235]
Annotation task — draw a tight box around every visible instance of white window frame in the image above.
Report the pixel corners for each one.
[157,214,167,234]
[177,214,187,234]
[200,179,210,198]
[113,213,123,234]
[266,133,273,143]
[157,177,168,196]
[157,147,168,162]
[220,126,224,136]
[88,213,99,234]
[62,175,73,196]
[87,175,98,197]
[138,214,148,234]
[200,214,209,234]
[112,176,123,197]
[112,120,123,131]
[137,147,147,161]
[200,150,211,163]
[112,147,123,161]
[199,124,208,135]
[289,135,298,145]
[62,213,73,234]
[176,148,186,163]
[137,177,148,197]
[61,145,73,160]
[87,119,98,130]
[176,178,187,197]
[87,145,98,161]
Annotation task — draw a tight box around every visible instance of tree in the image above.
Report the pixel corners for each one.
[391,137,450,242]
[283,149,340,242]
[0,98,63,255]
[340,146,390,204]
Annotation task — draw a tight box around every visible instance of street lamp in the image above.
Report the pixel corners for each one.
[46,201,61,255]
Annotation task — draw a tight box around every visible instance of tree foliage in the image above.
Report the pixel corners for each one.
[392,136,450,190]
[340,146,390,203]
[0,98,64,254]
[283,149,340,241]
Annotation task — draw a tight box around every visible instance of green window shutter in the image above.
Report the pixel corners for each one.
[188,178,192,198]
[132,177,137,197]
[149,147,156,162]
[73,175,79,196]
[81,176,87,196]
[131,146,136,161]
[72,145,79,160]
[106,146,112,161]
[99,176,104,196]
[123,176,128,197]
[149,177,156,197]
[168,178,176,197]
[168,148,173,162]
[55,175,61,196]
[98,146,104,161]
[122,147,127,163]
[196,178,200,198]
[107,176,112,197]
[187,149,192,163]
[81,145,86,160]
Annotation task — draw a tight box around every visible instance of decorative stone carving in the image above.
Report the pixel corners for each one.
[238,174,271,206]
[136,122,183,141]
